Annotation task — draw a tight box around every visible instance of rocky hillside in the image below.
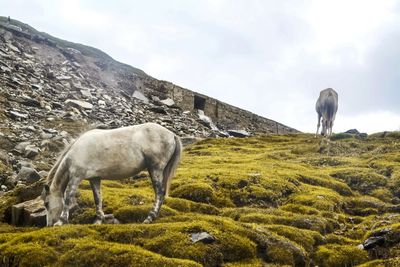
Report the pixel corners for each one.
[1,133,400,266]
[0,17,297,191]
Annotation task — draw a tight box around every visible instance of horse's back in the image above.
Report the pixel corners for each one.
[316,88,338,117]
[64,123,177,179]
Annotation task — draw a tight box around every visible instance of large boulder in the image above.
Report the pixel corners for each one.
[228,129,250,138]
[17,166,42,184]
[11,196,46,227]
[132,90,149,103]
[160,98,175,107]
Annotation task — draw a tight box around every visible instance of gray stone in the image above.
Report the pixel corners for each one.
[65,99,93,110]
[362,228,391,250]
[25,126,36,132]
[80,89,92,98]
[160,98,175,107]
[40,132,53,139]
[190,232,215,244]
[149,106,167,115]
[31,84,42,90]
[345,129,360,134]
[0,149,10,164]
[20,96,40,107]
[227,129,250,138]
[16,160,35,170]
[132,90,149,103]
[38,170,48,178]
[14,142,31,154]
[8,110,28,119]
[56,75,72,80]
[6,42,20,53]
[17,166,41,183]
[24,145,39,158]
[12,196,46,227]
[43,128,58,134]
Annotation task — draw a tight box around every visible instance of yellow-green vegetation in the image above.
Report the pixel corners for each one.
[2,133,400,266]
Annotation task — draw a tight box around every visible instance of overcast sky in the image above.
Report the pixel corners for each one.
[2,0,400,133]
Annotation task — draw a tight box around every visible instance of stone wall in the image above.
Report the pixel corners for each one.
[143,78,297,134]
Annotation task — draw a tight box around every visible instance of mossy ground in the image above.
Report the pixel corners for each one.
[1,133,400,266]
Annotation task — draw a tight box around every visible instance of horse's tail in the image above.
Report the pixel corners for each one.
[163,135,182,197]
[46,139,76,186]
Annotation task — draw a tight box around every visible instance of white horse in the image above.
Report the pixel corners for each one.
[316,88,338,137]
[41,123,182,226]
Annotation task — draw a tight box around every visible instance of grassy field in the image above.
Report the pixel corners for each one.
[1,133,400,266]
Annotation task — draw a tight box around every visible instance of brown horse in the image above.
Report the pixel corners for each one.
[41,123,182,226]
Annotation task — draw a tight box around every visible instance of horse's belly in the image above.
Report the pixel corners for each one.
[87,164,145,180]
[72,146,146,179]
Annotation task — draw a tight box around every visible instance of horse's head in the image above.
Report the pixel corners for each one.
[41,184,63,226]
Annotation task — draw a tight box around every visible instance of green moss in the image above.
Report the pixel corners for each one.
[104,217,257,266]
[223,259,265,267]
[280,203,320,215]
[165,197,220,215]
[59,238,201,267]
[345,196,387,216]
[288,185,344,212]
[239,212,336,234]
[330,133,355,141]
[315,244,369,267]
[171,182,214,203]
[324,234,359,245]
[369,131,400,139]
[305,156,347,167]
[370,188,394,203]
[114,205,178,223]
[297,174,352,196]
[265,224,324,252]
[2,134,400,265]
[0,242,58,267]
[331,169,388,194]
[357,260,385,267]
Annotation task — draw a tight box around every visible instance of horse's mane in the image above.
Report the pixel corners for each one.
[46,125,116,185]
[46,138,76,185]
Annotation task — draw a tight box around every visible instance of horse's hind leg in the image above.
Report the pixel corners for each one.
[90,178,105,224]
[329,120,334,136]
[144,169,166,224]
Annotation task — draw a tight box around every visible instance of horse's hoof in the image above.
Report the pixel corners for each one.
[143,217,152,224]
[54,220,64,226]
[104,214,114,220]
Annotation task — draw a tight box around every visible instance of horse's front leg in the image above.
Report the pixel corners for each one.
[90,178,105,224]
[144,170,166,224]
[56,178,80,226]
[316,114,321,137]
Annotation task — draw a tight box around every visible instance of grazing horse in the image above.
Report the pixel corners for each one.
[316,88,338,137]
[41,123,182,226]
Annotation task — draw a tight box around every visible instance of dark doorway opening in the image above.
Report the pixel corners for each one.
[194,95,206,111]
